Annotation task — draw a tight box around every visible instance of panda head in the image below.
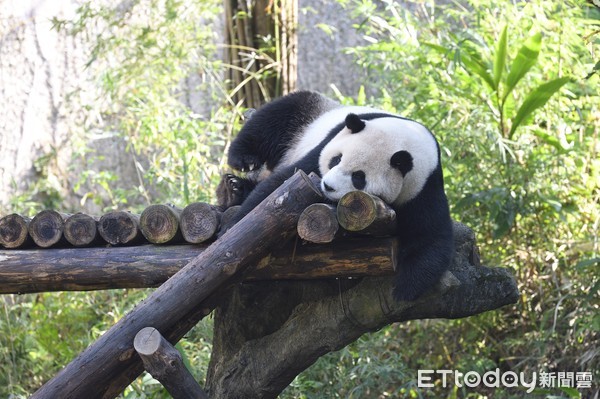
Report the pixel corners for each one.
[319,113,440,206]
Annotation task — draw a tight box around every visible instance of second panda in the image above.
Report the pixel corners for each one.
[217,91,454,302]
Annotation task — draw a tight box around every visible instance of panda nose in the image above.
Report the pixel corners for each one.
[323,182,335,192]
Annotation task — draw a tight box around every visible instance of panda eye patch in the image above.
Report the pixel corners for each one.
[352,171,366,190]
[328,154,342,169]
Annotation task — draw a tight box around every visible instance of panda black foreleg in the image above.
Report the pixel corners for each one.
[217,165,299,235]
[392,236,454,302]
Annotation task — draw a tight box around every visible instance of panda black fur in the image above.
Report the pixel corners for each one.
[217,91,453,302]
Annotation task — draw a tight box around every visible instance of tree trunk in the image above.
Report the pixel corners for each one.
[205,223,519,398]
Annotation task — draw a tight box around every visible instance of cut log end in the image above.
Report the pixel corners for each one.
[180,203,220,244]
[140,205,182,244]
[98,212,143,245]
[337,191,397,236]
[0,214,31,248]
[64,213,100,247]
[29,210,69,248]
[134,327,162,356]
[297,203,339,243]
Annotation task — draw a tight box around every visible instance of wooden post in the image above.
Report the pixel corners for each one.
[337,191,397,236]
[180,203,221,244]
[0,214,32,248]
[98,211,145,245]
[28,210,70,248]
[297,203,339,243]
[134,327,208,399]
[140,204,183,244]
[31,171,322,399]
[64,213,103,247]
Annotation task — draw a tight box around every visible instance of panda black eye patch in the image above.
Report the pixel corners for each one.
[352,171,366,190]
[329,154,342,169]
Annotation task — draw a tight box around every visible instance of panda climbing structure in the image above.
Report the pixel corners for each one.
[217,91,453,302]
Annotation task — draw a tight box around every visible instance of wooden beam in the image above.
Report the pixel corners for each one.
[180,202,221,244]
[64,213,103,247]
[28,210,70,248]
[0,237,396,294]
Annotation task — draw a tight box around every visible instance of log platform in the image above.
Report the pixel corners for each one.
[0,174,519,399]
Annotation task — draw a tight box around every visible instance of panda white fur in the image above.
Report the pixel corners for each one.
[217,91,453,301]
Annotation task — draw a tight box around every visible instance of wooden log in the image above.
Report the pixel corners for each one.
[250,237,396,280]
[140,204,183,244]
[0,237,396,294]
[64,213,103,247]
[220,205,241,229]
[31,171,322,399]
[180,202,220,244]
[337,191,397,236]
[0,214,32,248]
[28,210,70,248]
[297,203,340,243]
[134,327,208,399]
[98,211,145,245]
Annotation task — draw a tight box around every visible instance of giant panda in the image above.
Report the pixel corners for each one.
[216,90,453,301]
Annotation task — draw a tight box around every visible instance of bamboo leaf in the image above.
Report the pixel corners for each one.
[493,25,508,89]
[508,77,571,138]
[504,31,542,98]
[460,48,495,91]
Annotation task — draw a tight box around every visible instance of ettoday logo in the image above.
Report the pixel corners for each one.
[417,369,594,393]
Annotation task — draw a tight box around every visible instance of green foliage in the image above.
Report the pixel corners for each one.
[280,0,599,397]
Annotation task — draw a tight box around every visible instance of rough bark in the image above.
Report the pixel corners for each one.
[206,223,519,398]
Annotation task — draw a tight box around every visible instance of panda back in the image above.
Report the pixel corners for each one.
[279,105,385,168]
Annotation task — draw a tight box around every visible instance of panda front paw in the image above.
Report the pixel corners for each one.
[228,154,263,173]
[216,173,256,210]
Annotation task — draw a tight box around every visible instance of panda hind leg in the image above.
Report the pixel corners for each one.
[216,173,257,210]
[392,239,453,302]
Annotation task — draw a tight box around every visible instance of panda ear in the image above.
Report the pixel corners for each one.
[390,150,413,177]
[345,113,366,133]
